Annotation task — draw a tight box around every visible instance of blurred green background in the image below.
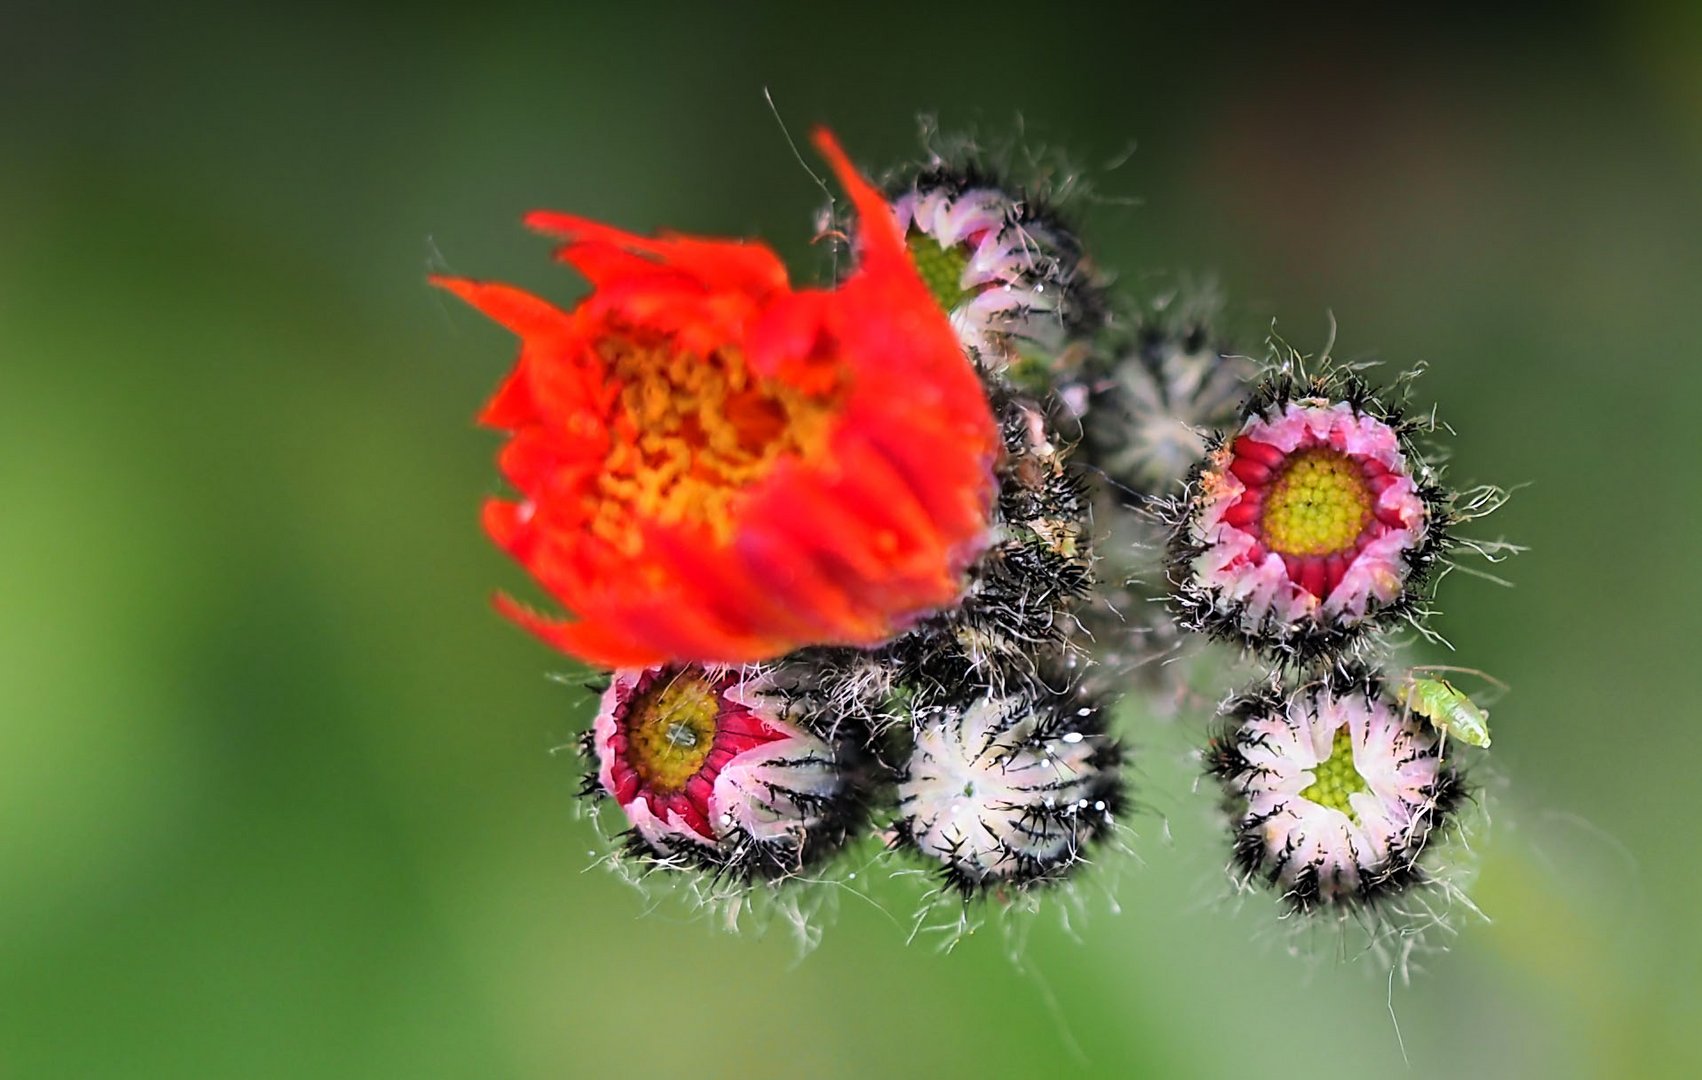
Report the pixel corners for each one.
[4,3,1699,1077]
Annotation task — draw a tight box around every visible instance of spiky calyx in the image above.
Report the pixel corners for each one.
[1062,308,1256,507]
[878,376,1095,701]
[893,675,1125,898]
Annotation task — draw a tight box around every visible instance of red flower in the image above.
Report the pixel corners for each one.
[437,131,1001,667]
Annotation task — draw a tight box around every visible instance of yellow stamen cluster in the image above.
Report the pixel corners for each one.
[590,339,840,553]
[1261,449,1372,557]
[1300,728,1370,819]
[625,671,722,794]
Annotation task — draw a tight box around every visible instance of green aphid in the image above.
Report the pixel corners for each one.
[1401,670,1495,750]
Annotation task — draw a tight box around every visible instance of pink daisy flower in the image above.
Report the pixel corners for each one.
[1205,671,1466,910]
[1168,375,1446,659]
[588,663,862,879]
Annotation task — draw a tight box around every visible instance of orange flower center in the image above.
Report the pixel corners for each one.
[589,337,841,553]
[624,669,722,794]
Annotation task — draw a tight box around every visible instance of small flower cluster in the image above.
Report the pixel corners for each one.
[1152,363,1510,921]
[445,124,1512,951]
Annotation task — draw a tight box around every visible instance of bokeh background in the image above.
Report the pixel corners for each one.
[4,3,1699,1077]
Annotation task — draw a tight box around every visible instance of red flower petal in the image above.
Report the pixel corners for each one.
[524,211,789,299]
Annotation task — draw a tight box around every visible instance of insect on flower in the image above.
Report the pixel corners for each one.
[439,131,1001,668]
[1400,666,1501,750]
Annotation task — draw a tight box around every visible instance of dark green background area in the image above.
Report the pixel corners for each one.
[3,4,1698,1077]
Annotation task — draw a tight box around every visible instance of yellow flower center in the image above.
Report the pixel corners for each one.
[906,232,975,314]
[1300,728,1370,819]
[624,670,722,794]
[1261,448,1372,557]
[590,339,840,553]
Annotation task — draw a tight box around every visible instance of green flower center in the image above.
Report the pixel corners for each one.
[1261,448,1372,557]
[626,672,720,793]
[905,231,975,314]
[1300,728,1369,819]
